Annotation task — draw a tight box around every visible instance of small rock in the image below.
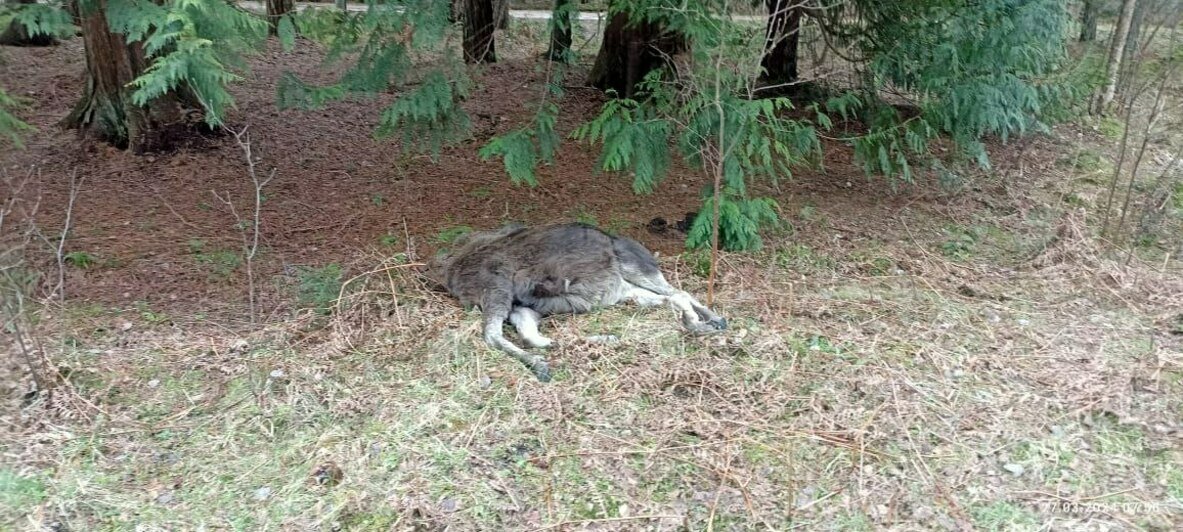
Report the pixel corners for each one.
[253,487,271,501]
[230,339,249,352]
[1003,463,1025,477]
[439,497,459,513]
[155,491,174,505]
[119,321,133,332]
[269,369,285,379]
[795,486,816,508]
[586,334,620,344]
[479,375,492,390]
[1017,318,1031,326]
[147,379,160,389]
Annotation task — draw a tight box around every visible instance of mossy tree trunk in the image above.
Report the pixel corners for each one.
[760,0,803,86]
[265,0,294,34]
[1079,0,1098,42]
[545,0,573,62]
[462,0,496,63]
[62,0,196,153]
[587,6,684,98]
[0,0,57,47]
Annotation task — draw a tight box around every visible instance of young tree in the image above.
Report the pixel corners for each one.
[1080,0,1099,42]
[62,0,266,152]
[545,0,573,62]
[463,0,496,63]
[266,0,294,34]
[759,0,803,87]
[1097,0,1138,113]
[587,5,684,98]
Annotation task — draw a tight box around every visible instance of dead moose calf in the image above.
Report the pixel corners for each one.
[426,222,728,382]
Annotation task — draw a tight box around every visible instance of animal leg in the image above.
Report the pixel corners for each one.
[622,283,671,307]
[482,290,552,382]
[622,272,727,333]
[509,306,553,349]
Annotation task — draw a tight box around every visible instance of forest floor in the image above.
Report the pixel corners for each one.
[2,19,1183,532]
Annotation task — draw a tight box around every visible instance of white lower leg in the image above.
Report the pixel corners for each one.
[670,292,705,326]
[623,284,670,307]
[509,307,552,348]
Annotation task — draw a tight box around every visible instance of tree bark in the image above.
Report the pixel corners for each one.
[587,7,684,98]
[1117,0,1147,96]
[1079,0,1098,42]
[760,0,803,85]
[462,0,496,63]
[1096,0,1138,114]
[0,0,58,47]
[494,0,509,30]
[265,0,294,34]
[449,0,462,23]
[63,0,194,153]
[545,0,573,62]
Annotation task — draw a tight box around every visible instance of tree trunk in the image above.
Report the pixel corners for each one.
[1096,0,1138,114]
[1117,0,1147,97]
[587,7,684,98]
[335,0,346,11]
[449,0,462,23]
[760,0,803,86]
[462,0,496,63]
[0,0,57,47]
[1079,0,1098,42]
[63,0,194,153]
[494,0,509,30]
[546,0,573,62]
[265,0,294,34]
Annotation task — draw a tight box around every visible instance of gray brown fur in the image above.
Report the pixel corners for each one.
[426,223,727,382]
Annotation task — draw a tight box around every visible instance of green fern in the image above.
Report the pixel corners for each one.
[686,192,779,251]
[276,1,468,155]
[9,2,76,40]
[104,0,268,127]
[0,87,33,148]
[375,70,472,160]
[848,0,1070,179]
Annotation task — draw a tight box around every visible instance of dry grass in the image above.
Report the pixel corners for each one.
[3,167,1181,530]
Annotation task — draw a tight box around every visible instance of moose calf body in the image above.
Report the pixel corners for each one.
[427,223,727,381]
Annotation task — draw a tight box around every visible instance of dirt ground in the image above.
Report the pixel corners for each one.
[2,25,1182,532]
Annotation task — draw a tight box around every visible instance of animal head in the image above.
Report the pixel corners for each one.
[424,222,526,286]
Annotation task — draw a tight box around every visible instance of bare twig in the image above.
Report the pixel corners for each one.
[220,125,277,325]
[52,168,85,302]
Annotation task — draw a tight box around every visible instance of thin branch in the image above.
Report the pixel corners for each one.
[53,168,85,302]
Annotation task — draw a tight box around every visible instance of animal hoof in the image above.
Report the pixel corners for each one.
[532,362,552,383]
[710,317,728,330]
